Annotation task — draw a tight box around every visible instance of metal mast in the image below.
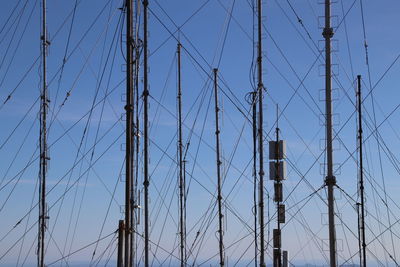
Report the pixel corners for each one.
[38,0,49,265]
[270,106,287,267]
[133,1,141,265]
[270,105,288,267]
[213,68,225,267]
[275,111,281,267]
[125,0,134,265]
[357,75,367,267]
[142,0,150,266]
[256,0,266,265]
[177,43,186,267]
[252,91,258,267]
[322,0,337,266]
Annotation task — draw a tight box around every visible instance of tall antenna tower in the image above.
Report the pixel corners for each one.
[256,0,266,265]
[322,0,337,266]
[125,0,135,265]
[177,43,186,267]
[143,0,150,265]
[133,1,141,265]
[213,68,225,267]
[357,75,367,267]
[38,0,49,265]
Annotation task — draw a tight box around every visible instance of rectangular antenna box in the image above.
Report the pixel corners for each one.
[273,229,281,248]
[278,204,285,223]
[269,140,286,160]
[269,161,287,181]
[274,183,283,202]
[273,249,281,266]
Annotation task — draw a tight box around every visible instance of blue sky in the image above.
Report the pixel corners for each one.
[1,0,400,266]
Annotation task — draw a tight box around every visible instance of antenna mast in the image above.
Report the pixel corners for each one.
[125,0,134,265]
[252,90,258,267]
[270,105,286,267]
[322,0,337,266]
[256,0,266,265]
[177,43,186,267]
[143,0,150,266]
[133,1,141,265]
[213,68,225,267]
[38,0,49,265]
[357,75,367,267]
